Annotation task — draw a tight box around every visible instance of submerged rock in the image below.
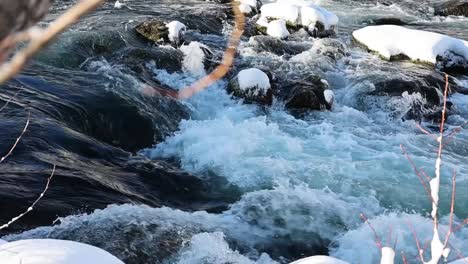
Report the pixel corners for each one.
[434,0,468,17]
[250,35,312,55]
[228,68,274,105]
[367,17,408,26]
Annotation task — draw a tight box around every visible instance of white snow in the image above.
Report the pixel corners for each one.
[324,89,335,106]
[237,68,271,96]
[166,21,186,44]
[260,3,300,25]
[238,3,252,14]
[180,41,210,76]
[258,1,338,30]
[353,25,468,64]
[266,19,290,39]
[290,256,350,264]
[380,247,395,264]
[0,239,124,264]
[114,0,124,9]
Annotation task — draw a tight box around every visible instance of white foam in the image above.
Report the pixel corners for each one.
[353,25,468,64]
[180,41,210,76]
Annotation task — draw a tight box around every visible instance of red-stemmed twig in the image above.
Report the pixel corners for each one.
[360,213,383,249]
[407,219,424,263]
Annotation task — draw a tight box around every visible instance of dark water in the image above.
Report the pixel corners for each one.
[0,0,468,263]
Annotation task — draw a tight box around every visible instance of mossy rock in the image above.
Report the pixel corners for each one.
[135,19,169,44]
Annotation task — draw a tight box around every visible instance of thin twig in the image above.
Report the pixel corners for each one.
[0,0,106,85]
[0,165,56,231]
[0,85,24,112]
[0,113,30,164]
[407,219,424,263]
[443,169,457,248]
[360,213,382,249]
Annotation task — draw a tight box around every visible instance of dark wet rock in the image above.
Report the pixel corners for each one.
[436,51,468,74]
[311,38,347,61]
[112,47,183,74]
[227,68,274,105]
[308,22,337,38]
[250,35,312,56]
[434,0,468,16]
[368,17,408,25]
[280,75,331,112]
[135,19,171,44]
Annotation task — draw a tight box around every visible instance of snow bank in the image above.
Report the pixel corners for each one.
[260,3,300,25]
[353,25,468,64]
[166,21,186,44]
[267,20,290,39]
[237,68,271,95]
[290,256,350,264]
[0,239,124,264]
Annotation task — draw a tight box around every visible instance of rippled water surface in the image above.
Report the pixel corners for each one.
[1,0,468,263]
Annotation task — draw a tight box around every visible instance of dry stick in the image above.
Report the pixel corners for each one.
[0,165,56,231]
[401,252,409,264]
[177,2,245,100]
[0,0,106,85]
[0,113,30,164]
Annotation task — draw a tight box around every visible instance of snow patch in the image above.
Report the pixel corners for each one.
[290,256,350,264]
[0,239,124,264]
[237,68,271,96]
[166,21,186,44]
[353,25,468,64]
[324,90,335,106]
[266,19,290,39]
[260,3,300,25]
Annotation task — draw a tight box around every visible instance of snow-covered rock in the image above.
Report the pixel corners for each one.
[266,19,289,39]
[166,21,186,45]
[290,256,350,264]
[260,3,300,25]
[228,68,274,105]
[0,239,124,264]
[235,0,262,15]
[324,89,335,107]
[257,1,338,38]
[352,25,468,71]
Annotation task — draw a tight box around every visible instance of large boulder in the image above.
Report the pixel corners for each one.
[227,68,274,105]
[281,75,333,112]
[434,0,468,16]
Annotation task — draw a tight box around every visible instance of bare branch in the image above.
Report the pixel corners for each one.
[0,0,106,85]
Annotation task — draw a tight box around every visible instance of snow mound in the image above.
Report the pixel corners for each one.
[290,256,350,264]
[267,19,290,39]
[324,89,335,106]
[353,25,468,64]
[237,68,271,95]
[0,239,124,264]
[166,21,186,44]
